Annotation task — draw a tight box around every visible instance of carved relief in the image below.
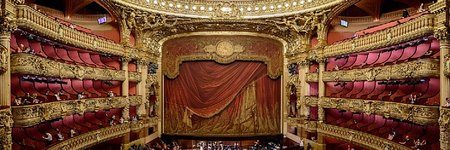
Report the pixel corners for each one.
[323,59,439,82]
[318,123,410,150]
[323,14,435,57]
[0,109,12,150]
[204,41,244,57]
[12,96,142,127]
[10,53,126,81]
[320,97,439,125]
[0,45,7,74]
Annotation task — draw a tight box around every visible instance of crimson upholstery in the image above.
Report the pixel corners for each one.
[325,109,439,149]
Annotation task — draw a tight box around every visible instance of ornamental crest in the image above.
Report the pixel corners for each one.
[204,41,244,57]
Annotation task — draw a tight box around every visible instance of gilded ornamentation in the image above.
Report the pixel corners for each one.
[305,73,318,82]
[0,108,13,150]
[113,0,343,19]
[46,120,152,150]
[129,72,143,82]
[10,53,127,81]
[11,96,142,127]
[439,108,450,131]
[204,41,244,57]
[304,96,319,107]
[320,97,439,125]
[0,12,17,35]
[323,14,435,57]
[440,108,450,150]
[0,45,7,74]
[323,59,439,82]
[318,123,410,150]
[162,35,283,79]
[15,5,125,56]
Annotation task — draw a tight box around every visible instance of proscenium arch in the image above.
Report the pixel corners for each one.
[158,31,288,135]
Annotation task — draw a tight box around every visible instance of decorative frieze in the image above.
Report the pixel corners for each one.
[11,53,126,81]
[323,59,439,82]
[318,123,410,150]
[11,96,144,127]
[320,97,439,125]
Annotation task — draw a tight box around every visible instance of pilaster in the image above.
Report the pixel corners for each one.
[121,57,130,120]
[317,59,326,122]
[136,60,148,118]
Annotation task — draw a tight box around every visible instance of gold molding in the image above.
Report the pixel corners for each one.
[318,123,411,150]
[11,53,126,81]
[323,14,435,57]
[0,108,12,150]
[306,73,318,82]
[288,119,318,132]
[129,72,143,82]
[12,96,143,127]
[161,32,286,79]
[158,31,288,51]
[322,59,439,82]
[112,0,343,19]
[320,97,439,125]
[47,119,154,150]
[15,5,125,56]
[303,96,318,107]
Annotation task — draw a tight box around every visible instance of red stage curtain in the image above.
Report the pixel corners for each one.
[164,61,280,135]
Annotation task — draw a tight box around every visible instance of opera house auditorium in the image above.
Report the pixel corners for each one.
[1,0,450,149]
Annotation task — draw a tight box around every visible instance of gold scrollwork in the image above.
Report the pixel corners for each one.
[12,96,142,127]
[10,53,126,81]
[322,59,439,82]
[320,97,439,125]
[129,72,143,82]
[0,108,13,150]
[318,123,410,150]
[323,14,435,57]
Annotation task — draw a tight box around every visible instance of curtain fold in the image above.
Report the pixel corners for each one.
[164,61,280,135]
[165,61,266,118]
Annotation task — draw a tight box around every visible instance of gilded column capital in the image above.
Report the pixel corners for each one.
[434,27,450,41]
[0,12,17,35]
[297,60,310,67]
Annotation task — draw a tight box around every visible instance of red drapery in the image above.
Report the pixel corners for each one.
[164,61,280,135]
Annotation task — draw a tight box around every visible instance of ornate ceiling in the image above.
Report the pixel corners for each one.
[111,0,346,19]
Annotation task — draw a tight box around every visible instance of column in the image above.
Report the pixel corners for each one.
[0,11,15,149]
[317,59,326,122]
[0,29,11,107]
[136,60,148,118]
[121,58,130,121]
[298,60,309,118]
[439,38,450,150]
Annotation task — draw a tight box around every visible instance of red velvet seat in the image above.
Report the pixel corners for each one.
[350,54,368,69]
[344,82,363,98]
[340,55,357,70]
[356,81,376,99]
